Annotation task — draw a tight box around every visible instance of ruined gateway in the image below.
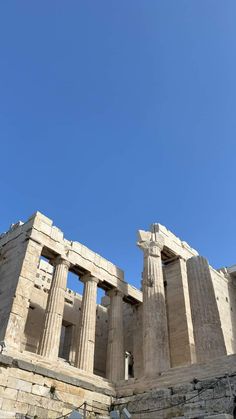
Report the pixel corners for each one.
[0,212,236,418]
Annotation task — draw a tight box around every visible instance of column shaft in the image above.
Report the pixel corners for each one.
[133,304,143,379]
[38,257,70,360]
[106,290,124,382]
[138,231,170,376]
[187,256,226,362]
[76,276,98,373]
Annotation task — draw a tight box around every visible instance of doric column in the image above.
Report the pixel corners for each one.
[38,256,70,360]
[106,289,124,382]
[187,256,226,362]
[132,304,143,379]
[138,230,170,376]
[76,275,99,373]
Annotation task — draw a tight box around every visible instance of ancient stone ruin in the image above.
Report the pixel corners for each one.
[0,211,236,418]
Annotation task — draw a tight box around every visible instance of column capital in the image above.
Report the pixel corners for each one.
[81,274,99,284]
[53,256,71,269]
[107,288,124,299]
[138,239,164,257]
[137,230,164,255]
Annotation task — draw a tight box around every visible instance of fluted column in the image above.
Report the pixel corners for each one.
[76,275,99,373]
[106,289,124,382]
[187,256,226,362]
[138,230,170,376]
[38,256,70,360]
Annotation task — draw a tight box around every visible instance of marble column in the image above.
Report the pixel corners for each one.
[38,256,70,360]
[187,256,227,362]
[76,275,99,373]
[138,230,170,376]
[106,289,124,382]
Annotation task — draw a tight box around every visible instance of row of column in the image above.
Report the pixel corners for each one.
[138,231,227,378]
[38,256,124,381]
[34,237,227,382]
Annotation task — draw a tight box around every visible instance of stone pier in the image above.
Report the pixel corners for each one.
[138,230,170,376]
[2,238,43,351]
[38,257,70,359]
[164,257,196,367]
[187,256,227,362]
[106,289,125,382]
[76,275,99,373]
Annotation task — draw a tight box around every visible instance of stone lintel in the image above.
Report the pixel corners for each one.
[80,274,100,284]
[107,288,124,298]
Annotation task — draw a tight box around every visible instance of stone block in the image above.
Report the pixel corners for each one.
[0,354,13,367]
[3,387,18,400]
[34,405,49,417]
[13,358,34,372]
[7,377,32,393]
[207,416,233,419]
[32,384,50,396]
[17,390,41,406]
[35,365,56,378]
[0,410,16,418]
[47,410,62,418]
[15,401,29,415]
[2,398,16,411]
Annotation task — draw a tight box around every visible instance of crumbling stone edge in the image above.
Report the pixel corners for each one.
[0,354,115,397]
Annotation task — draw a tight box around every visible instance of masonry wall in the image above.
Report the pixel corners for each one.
[114,353,236,419]
[114,375,236,419]
[0,225,27,342]
[0,218,43,352]
[0,354,111,418]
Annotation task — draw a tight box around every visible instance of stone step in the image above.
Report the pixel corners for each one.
[116,354,236,396]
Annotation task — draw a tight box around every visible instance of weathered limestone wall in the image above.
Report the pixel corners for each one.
[0,218,42,351]
[0,228,25,342]
[114,375,235,419]
[114,353,236,419]
[0,354,112,418]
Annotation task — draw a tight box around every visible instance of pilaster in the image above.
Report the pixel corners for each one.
[187,256,227,362]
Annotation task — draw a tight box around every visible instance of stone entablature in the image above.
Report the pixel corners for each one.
[0,212,141,303]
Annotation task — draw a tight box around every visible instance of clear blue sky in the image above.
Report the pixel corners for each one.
[1,1,236,292]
